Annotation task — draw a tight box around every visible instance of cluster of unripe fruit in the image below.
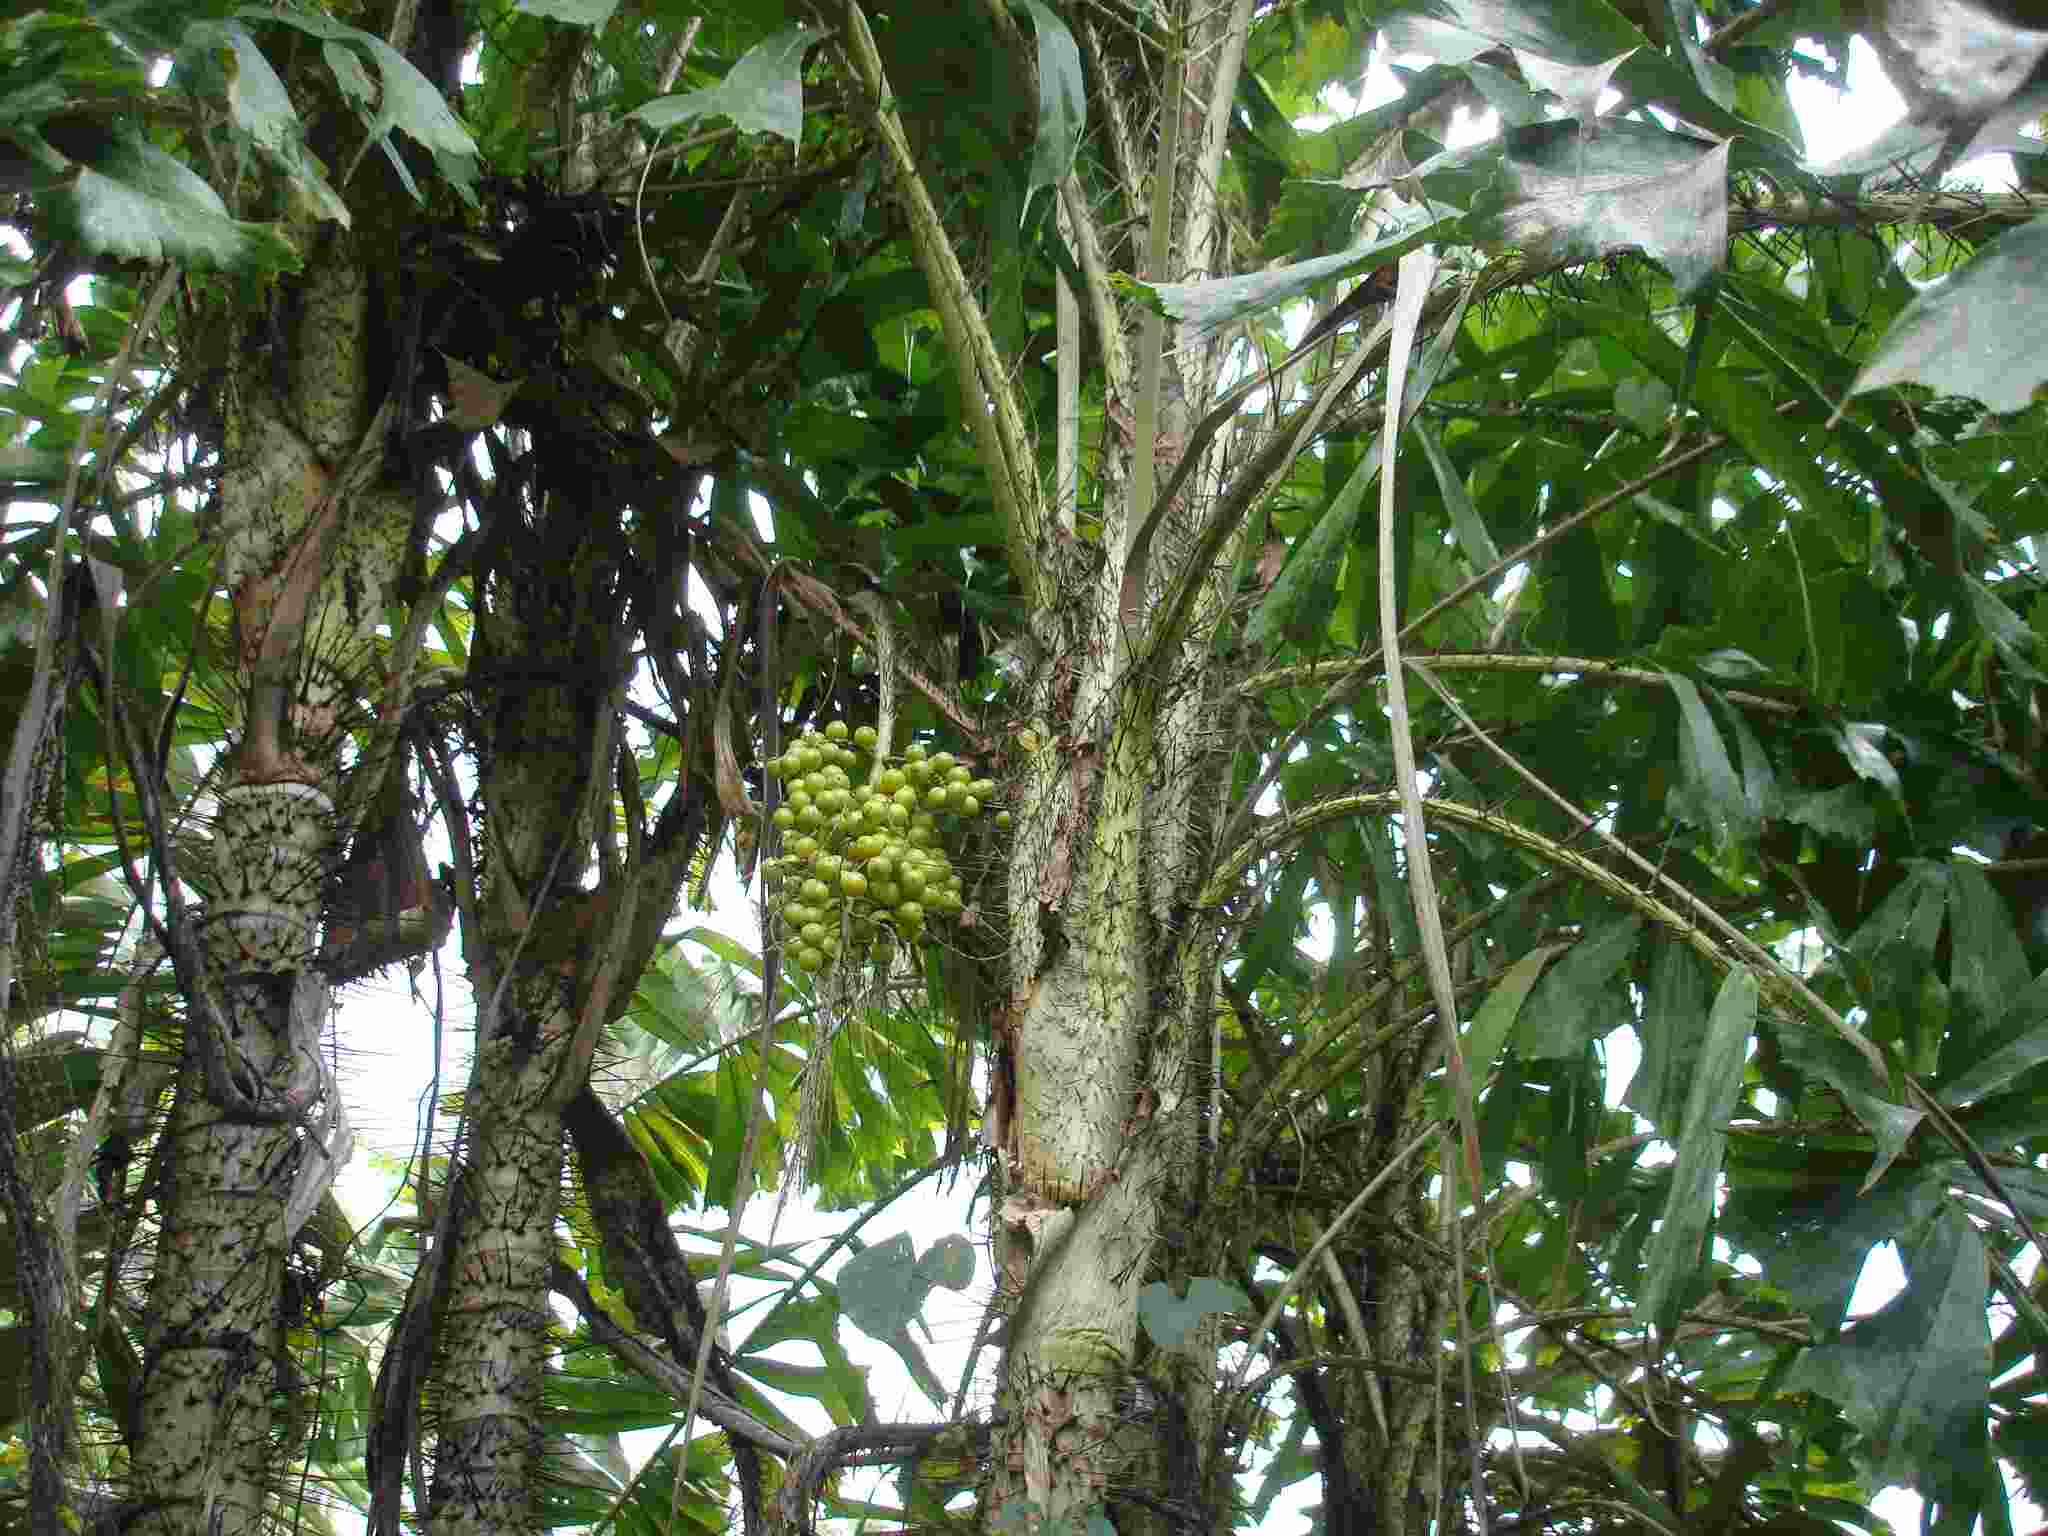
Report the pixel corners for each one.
[762,721,1005,977]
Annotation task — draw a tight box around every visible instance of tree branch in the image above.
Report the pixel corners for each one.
[549,1261,802,1460]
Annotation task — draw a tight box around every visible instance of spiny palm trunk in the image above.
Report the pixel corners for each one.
[980,0,1259,1519]
[425,974,580,1536]
[131,241,412,1534]
[972,0,1464,1521]
[133,848,328,1533]
[426,531,620,1536]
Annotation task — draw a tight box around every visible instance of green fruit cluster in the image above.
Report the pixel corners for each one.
[762,722,999,977]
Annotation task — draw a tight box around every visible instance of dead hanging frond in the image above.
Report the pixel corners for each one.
[321,746,452,983]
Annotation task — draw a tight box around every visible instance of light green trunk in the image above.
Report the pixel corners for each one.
[427,539,618,1536]
[425,978,577,1536]
[133,236,410,1532]
[131,794,333,1532]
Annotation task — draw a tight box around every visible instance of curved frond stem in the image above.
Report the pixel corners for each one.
[815,0,1047,599]
[1238,652,1803,716]
[1212,398,1796,862]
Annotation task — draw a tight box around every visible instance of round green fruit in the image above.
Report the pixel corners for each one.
[825,720,848,741]
[841,871,868,898]
[854,725,878,749]
[796,946,825,972]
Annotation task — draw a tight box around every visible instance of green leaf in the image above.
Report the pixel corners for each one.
[1435,943,1560,1121]
[1462,59,1546,127]
[882,512,1008,558]
[631,25,821,142]
[515,0,619,22]
[251,9,479,189]
[1136,1277,1248,1349]
[1470,126,1730,299]
[1692,368,1840,528]
[1829,720,1901,797]
[1777,1023,1924,1190]
[1720,700,1779,828]
[177,20,349,225]
[1628,940,1713,1134]
[1017,0,1083,200]
[1414,420,1499,569]
[1658,0,1735,111]
[1722,1163,1948,1337]
[1527,523,1620,658]
[1851,216,2048,413]
[1614,373,1672,436]
[1381,13,1495,66]
[1247,439,1380,652]
[1785,1206,1994,1517]
[677,925,762,981]
[1937,971,2048,1109]
[1513,47,1636,127]
[1943,865,2031,1038]
[1818,61,2048,185]
[1663,671,1749,851]
[1782,785,1876,846]
[1965,570,2045,681]
[1146,205,1451,335]
[1419,0,1766,142]
[1637,966,1756,1332]
[1517,914,1643,1057]
[51,134,299,272]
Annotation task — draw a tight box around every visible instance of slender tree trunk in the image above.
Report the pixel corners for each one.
[979,0,1279,1509]
[131,238,410,1534]
[972,0,1476,1524]
[425,527,620,1536]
